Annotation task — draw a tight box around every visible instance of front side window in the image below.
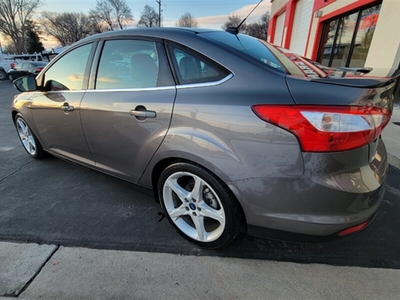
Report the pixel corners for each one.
[44,43,93,91]
[168,45,229,85]
[318,4,381,68]
[96,40,160,89]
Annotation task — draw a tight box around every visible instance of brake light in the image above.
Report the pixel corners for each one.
[252,105,391,152]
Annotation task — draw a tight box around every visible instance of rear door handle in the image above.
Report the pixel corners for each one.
[61,102,74,112]
[130,106,156,120]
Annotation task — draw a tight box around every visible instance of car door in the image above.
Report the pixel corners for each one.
[30,42,96,165]
[80,38,176,182]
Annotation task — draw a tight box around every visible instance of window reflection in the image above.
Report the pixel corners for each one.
[320,19,338,66]
[350,7,380,67]
[44,43,93,91]
[318,4,381,68]
[330,12,358,67]
[96,40,159,89]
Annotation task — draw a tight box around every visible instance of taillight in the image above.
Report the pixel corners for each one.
[252,105,391,152]
[36,67,43,72]
[10,63,15,69]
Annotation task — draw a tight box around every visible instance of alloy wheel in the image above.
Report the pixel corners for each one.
[16,117,37,156]
[162,171,226,242]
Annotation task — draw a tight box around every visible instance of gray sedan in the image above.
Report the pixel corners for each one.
[11,28,397,249]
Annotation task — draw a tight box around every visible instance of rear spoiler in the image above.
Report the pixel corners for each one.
[310,74,399,88]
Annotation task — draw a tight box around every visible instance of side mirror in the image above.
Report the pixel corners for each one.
[13,76,38,92]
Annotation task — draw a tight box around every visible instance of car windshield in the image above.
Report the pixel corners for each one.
[199,31,328,78]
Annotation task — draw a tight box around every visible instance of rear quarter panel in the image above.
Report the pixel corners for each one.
[140,50,304,188]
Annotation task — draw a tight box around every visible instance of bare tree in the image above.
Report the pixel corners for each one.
[175,12,198,28]
[137,5,160,28]
[222,14,246,33]
[90,0,113,31]
[246,12,270,39]
[89,0,132,31]
[41,12,98,46]
[109,0,132,29]
[0,0,42,53]
[245,23,265,39]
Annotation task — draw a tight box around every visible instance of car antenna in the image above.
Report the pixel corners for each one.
[226,0,264,35]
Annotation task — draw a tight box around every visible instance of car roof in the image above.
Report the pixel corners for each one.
[78,27,224,44]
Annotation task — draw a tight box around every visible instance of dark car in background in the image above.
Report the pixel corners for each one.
[8,61,47,81]
[10,28,398,249]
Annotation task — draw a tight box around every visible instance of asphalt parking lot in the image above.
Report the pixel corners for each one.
[1,80,400,269]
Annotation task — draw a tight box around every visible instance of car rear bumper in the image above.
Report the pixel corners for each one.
[229,137,388,239]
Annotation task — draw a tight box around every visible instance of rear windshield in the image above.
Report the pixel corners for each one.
[199,31,326,78]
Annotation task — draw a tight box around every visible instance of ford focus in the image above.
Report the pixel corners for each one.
[11,28,397,249]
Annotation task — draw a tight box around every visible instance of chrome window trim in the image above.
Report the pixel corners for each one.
[84,86,176,93]
[176,74,233,90]
[43,90,89,94]
[70,73,233,93]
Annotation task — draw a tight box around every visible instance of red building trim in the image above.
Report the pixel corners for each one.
[268,15,277,43]
[320,0,380,22]
[283,0,297,49]
[268,2,288,44]
[313,0,336,11]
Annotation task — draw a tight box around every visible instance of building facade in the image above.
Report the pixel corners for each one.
[268,0,400,77]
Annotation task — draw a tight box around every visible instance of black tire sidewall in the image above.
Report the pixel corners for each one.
[0,69,6,81]
[158,162,243,249]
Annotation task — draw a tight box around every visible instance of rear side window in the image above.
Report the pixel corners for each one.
[167,44,230,85]
[96,40,161,89]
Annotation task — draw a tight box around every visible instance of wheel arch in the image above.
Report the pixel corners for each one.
[11,110,18,122]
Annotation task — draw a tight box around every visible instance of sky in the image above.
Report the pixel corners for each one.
[38,0,272,48]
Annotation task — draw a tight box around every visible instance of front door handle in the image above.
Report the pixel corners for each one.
[61,102,74,112]
[130,106,156,120]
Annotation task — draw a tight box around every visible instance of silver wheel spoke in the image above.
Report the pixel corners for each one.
[165,178,189,201]
[169,204,189,220]
[198,202,225,224]
[188,176,203,200]
[18,120,27,134]
[192,215,207,241]
[22,139,29,149]
[28,136,36,153]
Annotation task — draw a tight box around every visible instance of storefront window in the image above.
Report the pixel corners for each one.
[318,4,381,68]
[320,19,338,66]
[350,7,380,67]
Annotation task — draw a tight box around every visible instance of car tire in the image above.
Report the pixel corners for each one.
[0,69,6,81]
[14,114,46,159]
[158,162,243,249]
[8,73,13,82]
